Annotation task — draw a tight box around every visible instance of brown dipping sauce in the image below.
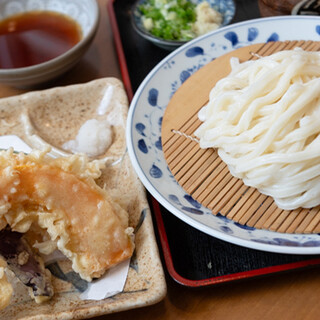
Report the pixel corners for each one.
[0,11,82,69]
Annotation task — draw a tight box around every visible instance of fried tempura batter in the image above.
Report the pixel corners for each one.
[0,257,13,310]
[0,149,135,285]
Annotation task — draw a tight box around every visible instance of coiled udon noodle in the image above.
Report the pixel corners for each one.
[194,48,320,210]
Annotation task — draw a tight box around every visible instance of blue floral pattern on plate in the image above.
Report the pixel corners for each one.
[127,16,320,254]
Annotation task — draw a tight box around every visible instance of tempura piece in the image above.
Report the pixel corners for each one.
[0,228,53,303]
[0,148,135,284]
[0,257,13,310]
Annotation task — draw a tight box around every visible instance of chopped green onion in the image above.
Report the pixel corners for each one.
[139,0,197,41]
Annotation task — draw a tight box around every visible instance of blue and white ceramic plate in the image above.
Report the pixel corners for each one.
[127,16,320,255]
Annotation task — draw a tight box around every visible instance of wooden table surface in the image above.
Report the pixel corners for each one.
[1,0,320,319]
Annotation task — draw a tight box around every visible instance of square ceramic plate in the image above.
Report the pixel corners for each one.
[0,78,166,320]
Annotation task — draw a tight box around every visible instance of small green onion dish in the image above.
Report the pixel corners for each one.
[131,0,235,50]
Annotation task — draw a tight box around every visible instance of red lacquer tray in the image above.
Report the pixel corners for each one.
[107,0,320,287]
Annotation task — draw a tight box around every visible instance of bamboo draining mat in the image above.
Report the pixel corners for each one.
[162,40,320,234]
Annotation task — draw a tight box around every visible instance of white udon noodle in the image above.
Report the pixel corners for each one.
[194,47,320,210]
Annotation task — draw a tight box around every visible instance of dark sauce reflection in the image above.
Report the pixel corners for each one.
[0,10,82,69]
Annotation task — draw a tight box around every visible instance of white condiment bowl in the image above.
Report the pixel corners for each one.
[0,0,99,88]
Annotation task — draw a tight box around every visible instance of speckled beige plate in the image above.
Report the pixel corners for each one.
[0,78,166,320]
